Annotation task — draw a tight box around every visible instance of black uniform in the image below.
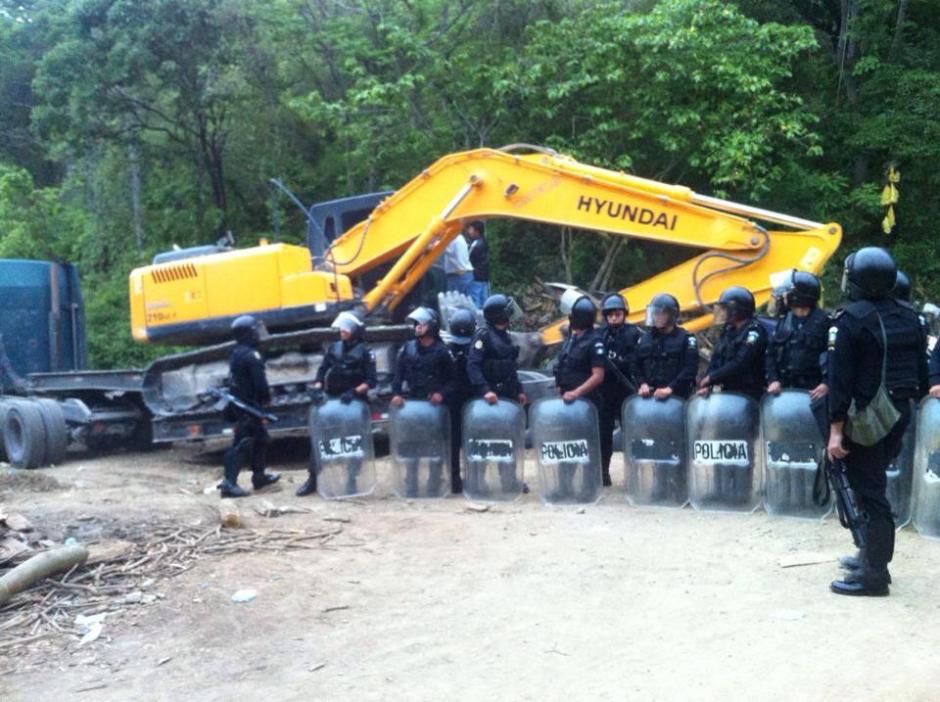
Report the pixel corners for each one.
[224,343,272,485]
[464,325,525,494]
[766,308,830,390]
[828,298,928,575]
[705,320,768,401]
[551,329,606,499]
[312,338,377,495]
[632,326,699,399]
[466,326,523,399]
[447,338,473,493]
[392,338,456,496]
[316,339,377,397]
[598,323,642,483]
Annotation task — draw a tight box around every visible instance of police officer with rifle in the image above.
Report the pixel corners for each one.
[825,247,928,596]
[597,293,642,487]
[219,315,280,498]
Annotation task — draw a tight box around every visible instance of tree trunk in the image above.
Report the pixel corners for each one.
[127,142,144,251]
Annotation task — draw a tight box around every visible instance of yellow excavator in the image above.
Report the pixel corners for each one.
[129,144,841,347]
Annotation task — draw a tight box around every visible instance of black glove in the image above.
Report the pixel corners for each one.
[310,388,326,405]
[340,390,356,404]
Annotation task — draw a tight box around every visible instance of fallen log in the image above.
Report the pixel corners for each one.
[0,545,89,606]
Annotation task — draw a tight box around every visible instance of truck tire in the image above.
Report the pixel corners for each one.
[3,400,48,469]
[0,401,8,462]
[35,398,69,466]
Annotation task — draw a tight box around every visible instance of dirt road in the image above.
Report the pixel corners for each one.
[2,444,939,701]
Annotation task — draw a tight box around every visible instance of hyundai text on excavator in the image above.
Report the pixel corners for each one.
[128,145,841,443]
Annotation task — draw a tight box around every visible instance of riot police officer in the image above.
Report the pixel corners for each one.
[220,315,280,498]
[697,286,768,401]
[766,271,830,400]
[446,307,477,493]
[467,294,527,404]
[391,307,456,496]
[764,271,830,510]
[297,312,377,497]
[552,295,606,499]
[827,247,928,596]
[633,293,698,400]
[465,294,528,494]
[597,293,642,487]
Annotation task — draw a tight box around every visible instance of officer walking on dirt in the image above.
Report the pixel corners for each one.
[445,307,477,493]
[765,271,830,401]
[697,286,768,401]
[552,295,606,498]
[597,293,642,487]
[633,293,698,400]
[219,315,280,498]
[391,307,456,496]
[827,247,928,596]
[297,312,377,497]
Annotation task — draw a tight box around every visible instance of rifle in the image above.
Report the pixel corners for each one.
[810,395,866,549]
[824,455,867,549]
[203,386,278,423]
[604,353,637,394]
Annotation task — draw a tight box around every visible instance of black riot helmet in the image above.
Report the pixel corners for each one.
[231,315,267,346]
[483,293,514,326]
[786,270,821,308]
[842,247,897,301]
[645,293,679,329]
[601,293,628,315]
[894,270,911,302]
[406,306,440,338]
[568,295,597,331]
[715,286,755,324]
[448,308,477,344]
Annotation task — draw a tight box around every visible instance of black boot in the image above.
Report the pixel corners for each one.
[220,445,248,498]
[830,568,890,597]
[296,471,317,497]
[252,470,280,490]
[219,480,249,498]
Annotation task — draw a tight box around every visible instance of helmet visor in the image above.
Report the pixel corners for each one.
[645,303,676,328]
[331,312,362,335]
[712,304,730,325]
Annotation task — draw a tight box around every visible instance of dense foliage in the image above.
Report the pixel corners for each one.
[1,0,936,367]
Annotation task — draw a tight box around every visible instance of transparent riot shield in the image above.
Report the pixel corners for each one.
[913,398,940,539]
[461,399,526,501]
[390,400,451,499]
[886,400,916,528]
[309,399,376,499]
[530,397,602,505]
[760,391,830,518]
[687,392,762,512]
[621,396,686,507]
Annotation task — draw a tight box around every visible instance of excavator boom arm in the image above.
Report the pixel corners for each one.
[326,147,841,337]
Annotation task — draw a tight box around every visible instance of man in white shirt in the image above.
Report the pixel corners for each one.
[444,233,473,294]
